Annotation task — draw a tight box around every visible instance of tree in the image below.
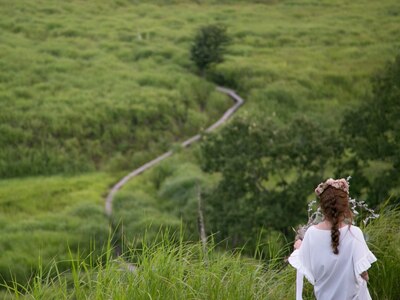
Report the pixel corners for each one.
[200,115,343,253]
[190,24,230,75]
[342,54,400,205]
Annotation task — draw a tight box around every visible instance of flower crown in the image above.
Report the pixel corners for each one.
[294,176,379,240]
[314,178,349,197]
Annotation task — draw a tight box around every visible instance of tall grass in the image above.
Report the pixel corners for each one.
[1,0,399,177]
[0,173,115,286]
[2,230,294,299]
[0,0,230,178]
[111,152,221,246]
[3,206,399,299]
[363,205,400,299]
[1,0,400,296]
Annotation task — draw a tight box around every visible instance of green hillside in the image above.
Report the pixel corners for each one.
[0,0,229,178]
[0,0,399,294]
[0,173,115,284]
[2,207,400,299]
[1,0,399,177]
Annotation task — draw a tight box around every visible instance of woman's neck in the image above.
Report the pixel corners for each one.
[316,220,347,230]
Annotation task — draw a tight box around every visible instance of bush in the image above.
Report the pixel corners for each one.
[190,24,230,74]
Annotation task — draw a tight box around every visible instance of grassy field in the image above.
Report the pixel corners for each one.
[0,0,229,178]
[1,0,399,177]
[112,149,219,246]
[1,0,400,293]
[0,173,117,285]
[2,207,399,300]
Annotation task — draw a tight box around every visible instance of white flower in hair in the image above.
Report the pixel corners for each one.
[295,177,379,240]
[315,178,349,196]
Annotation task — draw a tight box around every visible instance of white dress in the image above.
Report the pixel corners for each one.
[288,225,377,300]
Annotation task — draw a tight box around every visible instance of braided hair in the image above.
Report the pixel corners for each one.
[319,186,353,255]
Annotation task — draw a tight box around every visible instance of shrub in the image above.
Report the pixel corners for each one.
[190,24,230,74]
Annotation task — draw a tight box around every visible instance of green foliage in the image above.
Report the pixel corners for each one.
[2,229,291,299]
[190,24,230,73]
[0,173,113,286]
[112,189,182,247]
[364,205,400,299]
[200,114,343,252]
[0,204,108,285]
[0,1,230,179]
[112,155,217,248]
[1,0,399,178]
[158,163,217,235]
[1,0,400,294]
[342,54,400,205]
[2,207,399,299]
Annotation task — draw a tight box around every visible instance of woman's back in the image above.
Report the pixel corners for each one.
[290,225,376,299]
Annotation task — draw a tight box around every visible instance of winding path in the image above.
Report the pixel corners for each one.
[105,86,244,217]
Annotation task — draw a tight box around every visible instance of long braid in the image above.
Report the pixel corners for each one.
[329,196,340,254]
[319,186,351,255]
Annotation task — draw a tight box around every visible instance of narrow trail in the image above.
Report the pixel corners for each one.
[105,86,244,217]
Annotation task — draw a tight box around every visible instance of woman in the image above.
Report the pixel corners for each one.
[289,178,377,300]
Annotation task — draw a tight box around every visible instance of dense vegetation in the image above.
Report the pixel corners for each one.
[0,0,229,178]
[342,54,400,204]
[0,173,113,285]
[1,0,400,297]
[198,54,400,253]
[1,0,400,178]
[190,24,230,74]
[200,115,343,252]
[2,207,399,299]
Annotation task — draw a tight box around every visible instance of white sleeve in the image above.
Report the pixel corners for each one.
[288,229,315,285]
[296,269,304,300]
[352,227,377,279]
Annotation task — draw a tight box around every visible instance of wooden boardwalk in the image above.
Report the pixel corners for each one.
[105,86,244,217]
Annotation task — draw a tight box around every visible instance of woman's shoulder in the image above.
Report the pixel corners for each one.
[345,225,367,242]
[310,222,355,231]
[348,224,363,234]
[309,223,364,235]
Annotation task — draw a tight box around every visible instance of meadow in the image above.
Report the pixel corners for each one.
[1,0,400,177]
[0,173,115,284]
[0,0,229,178]
[1,0,400,296]
[2,207,399,299]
